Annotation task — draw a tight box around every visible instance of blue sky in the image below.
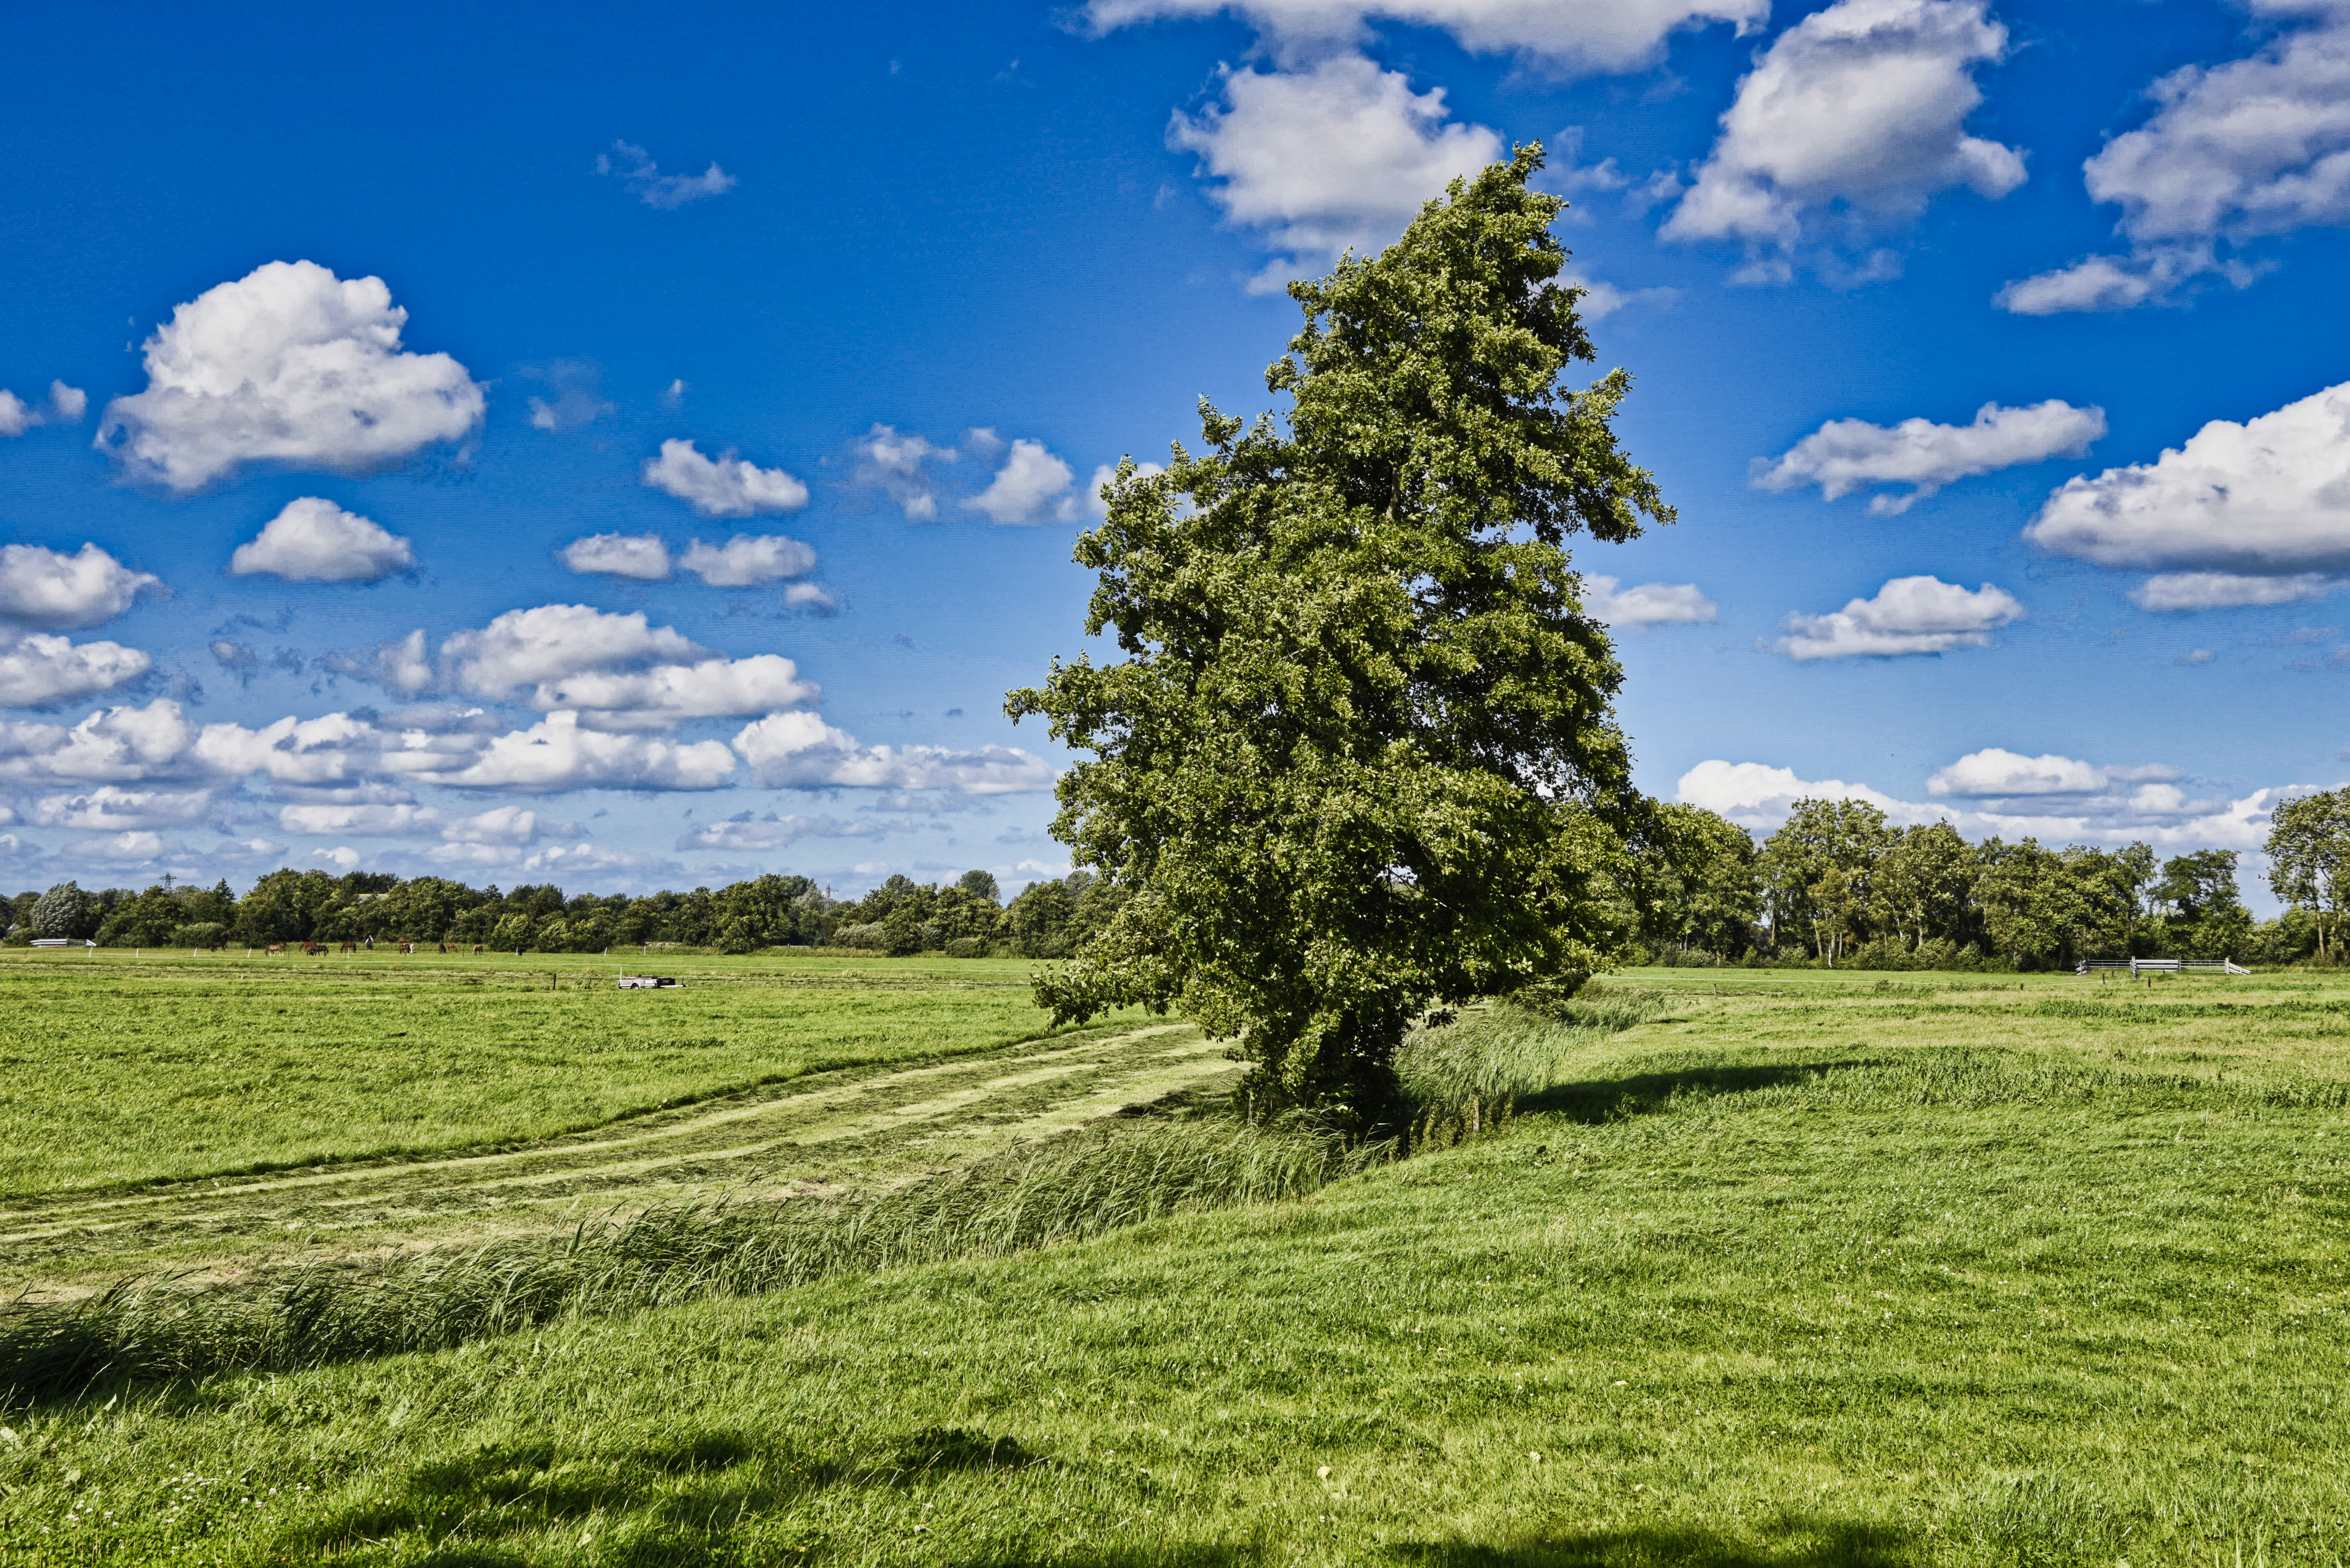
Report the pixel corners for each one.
[1,0,2346,902]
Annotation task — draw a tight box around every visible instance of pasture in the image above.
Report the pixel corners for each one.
[4,964,2349,1564]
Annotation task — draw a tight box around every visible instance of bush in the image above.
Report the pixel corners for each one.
[173,922,227,950]
[944,936,986,958]
[834,922,887,951]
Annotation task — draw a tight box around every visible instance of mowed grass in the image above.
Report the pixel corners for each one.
[7,975,2349,1565]
[0,949,1066,1196]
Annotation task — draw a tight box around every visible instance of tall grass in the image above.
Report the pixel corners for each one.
[1395,990,1666,1144]
[0,1117,1363,1405]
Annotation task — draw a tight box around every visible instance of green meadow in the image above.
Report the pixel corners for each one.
[4,961,2348,1564]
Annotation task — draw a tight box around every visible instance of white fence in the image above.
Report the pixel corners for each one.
[2076,957,2249,976]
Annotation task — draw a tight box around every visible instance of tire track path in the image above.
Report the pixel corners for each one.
[8,1020,1227,1288]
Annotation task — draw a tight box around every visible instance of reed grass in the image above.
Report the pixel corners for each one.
[1395,990,1667,1142]
[0,1116,1361,1404]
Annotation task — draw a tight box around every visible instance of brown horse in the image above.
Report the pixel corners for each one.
[341,940,358,954]
[266,942,286,956]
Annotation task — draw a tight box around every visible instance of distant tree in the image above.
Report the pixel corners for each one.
[1631,803,1759,958]
[958,869,1001,904]
[2268,789,2350,961]
[96,886,187,947]
[31,882,97,940]
[2152,849,2253,960]
[1759,800,1892,962]
[1873,822,1974,954]
[1008,147,1671,1126]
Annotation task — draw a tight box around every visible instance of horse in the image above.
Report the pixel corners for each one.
[340,940,358,954]
[265,942,286,956]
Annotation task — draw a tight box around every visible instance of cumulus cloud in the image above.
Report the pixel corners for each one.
[596,141,737,208]
[0,381,89,437]
[435,604,818,729]
[1753,401,2106,514]
[1769,575,2025,659]
[558,533,672,580]
[412,711,737,792]
[74,830,169,864]
[0,700,198,786]
[229,497,416,583]
[641,439,808,516]
[2024,381,2350,584]
[967,439,1081,524]
[783,582,840,614]
[276,800,559,845]
[97,260,484,492]
[1083,0,1766,72]
[676,813,874,851]
[2129,572,2339,612]
[732,711,1057,793]
[1997,2,2350,313]
[0,632,151,708]
[1677,753,2283,849]
[1581,575,1718,628]
[855,425,956,520]
[1661,0,2024,278]
[31,786,216,831]
[0,543,165,630]
[678,534,818,586]
[1172,55,1504,283]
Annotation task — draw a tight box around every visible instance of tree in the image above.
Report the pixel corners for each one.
[2268,789,2350,961]
[1873,822,1974,953]
[1632,803,1759,958]
[30,882,97,940]
[1759,800,1891,962]
[1007,147,1671,1126]
[2152,849,2253,959]
[958,869,1000,904]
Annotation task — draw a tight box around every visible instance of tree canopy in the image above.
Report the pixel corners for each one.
[1007,145,1671,1126]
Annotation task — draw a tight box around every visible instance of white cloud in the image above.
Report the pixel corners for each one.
[1677,753,2282,850]
[312,845,364,871]
[855,425,955,520]
[31,786,216,831]
[1085,461,1168,519]
[0,381,89,436]
[97,260,484,492]
[1559,269,1679,320]
[410,711,738,792]
[441,804,554,845]
[596,141,737,208]
[192,710,386,787]
[435,604,818,728]
[732,711,1057,793]
[2179,647,2217,665]
[1752,401,2106,514]
[967,439,1080,524]
[1927,748,2113,797]
[678,533,817,585]
[1083,0,1767,72]
[677,814,866,851]
[74,831,168,864]
[2129,572,2339,612]
[1171,55,1504,282]
[2024,381,2350,580]
[1769,575,2025,660]
[783,582,840,614]
[279,801,443,837]
[440,605,704,697]
[330,629,436,697]
[1661,0,2024,275]
[1996,3,2350,313]
[0,700,198,786]
[1581,575,1718,628]
[0,633,151,707]
[642,439,808,516]
[0,543,165,629]
[230,497,416,583]
[213,837,286,864]
[559,533,672,580]
[527,390,613,432]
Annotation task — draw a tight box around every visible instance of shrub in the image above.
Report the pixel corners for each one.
[944,937,986,958]
[834,922,887,951]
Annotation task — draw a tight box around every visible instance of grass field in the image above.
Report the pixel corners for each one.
[5,964,2349,1564]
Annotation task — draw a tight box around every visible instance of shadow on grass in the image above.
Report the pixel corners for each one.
[1384,1519,1916,1567]
[1519,1061,1870,1125]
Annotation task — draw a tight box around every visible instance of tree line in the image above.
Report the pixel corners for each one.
[2,866,1120,960]
[1633,794,2350,971]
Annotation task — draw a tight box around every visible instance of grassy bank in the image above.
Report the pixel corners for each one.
[0,950,1067,1195]
[4,976,2346,1564]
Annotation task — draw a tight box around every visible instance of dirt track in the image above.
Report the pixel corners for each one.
[9,1019,1229,1290]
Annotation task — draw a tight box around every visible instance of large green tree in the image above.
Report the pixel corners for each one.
[1006,146,1671,1126]
[2268,788,2350,961]
[1759,799,1893,962]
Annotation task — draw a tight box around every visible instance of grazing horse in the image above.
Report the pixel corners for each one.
[341,940,358,954]
[304,941,325,956]
[265,942,286,956]
[399,940,414,954]
[471,943,484,954]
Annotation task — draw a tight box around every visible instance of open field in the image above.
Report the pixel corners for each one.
[0,949,1087,1198]
[5,969,2350,1564]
